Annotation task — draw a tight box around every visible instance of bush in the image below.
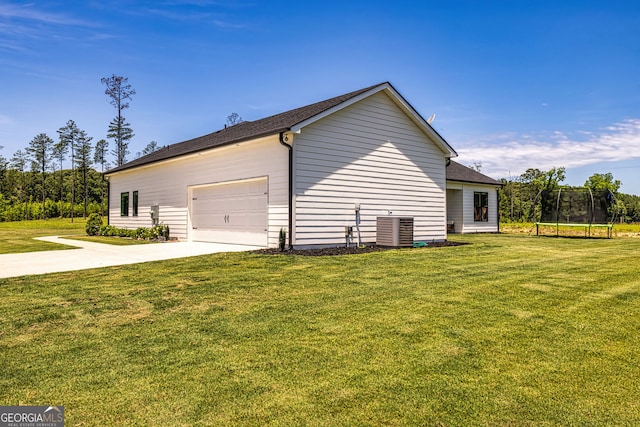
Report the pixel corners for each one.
[93,223,170,241]
[279,227,286,251]
[151,224,170,241]
[86,214,103,236]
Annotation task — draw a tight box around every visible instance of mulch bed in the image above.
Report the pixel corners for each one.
[253,241,468,256]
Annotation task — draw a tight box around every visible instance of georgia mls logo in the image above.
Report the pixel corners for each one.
[0,405,64,427]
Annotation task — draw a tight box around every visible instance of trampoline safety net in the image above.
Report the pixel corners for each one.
[539,188,614,224]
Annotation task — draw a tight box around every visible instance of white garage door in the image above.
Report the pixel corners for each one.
[190,178,268,246]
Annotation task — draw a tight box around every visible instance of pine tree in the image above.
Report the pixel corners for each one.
[94,139,109,216]
[75,129,93,218]
[107,115,134,165]
[10,150,27,207]
[101,75,135,166]
[26,133,53,219]
[58,120,79,221]
[0,145,7,197]
[52,139,69,209]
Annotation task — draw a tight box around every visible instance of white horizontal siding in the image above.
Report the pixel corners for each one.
[293,91,447,247]
[107,135,288,246]
[446,188,463,233]
[455,183,500,233]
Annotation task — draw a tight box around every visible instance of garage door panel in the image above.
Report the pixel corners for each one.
[190,178,268,246]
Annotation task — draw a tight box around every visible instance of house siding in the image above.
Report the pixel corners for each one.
[448,182,499,233]
[107,135,288,246]
[446,188,463,233]
[292,91,448,247]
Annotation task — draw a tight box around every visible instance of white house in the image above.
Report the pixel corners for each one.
[446,160,502,233]
[105,82,490,248]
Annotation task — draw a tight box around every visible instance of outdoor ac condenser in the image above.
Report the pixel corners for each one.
[376,216,414,247]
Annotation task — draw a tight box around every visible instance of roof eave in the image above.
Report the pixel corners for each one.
[447,178,503,187]
[105,128,289,176]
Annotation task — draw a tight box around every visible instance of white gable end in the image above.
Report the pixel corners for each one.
[292,90,448,246]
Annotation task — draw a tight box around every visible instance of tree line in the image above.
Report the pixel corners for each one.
[0,75,163,222]
[498,167,640,223]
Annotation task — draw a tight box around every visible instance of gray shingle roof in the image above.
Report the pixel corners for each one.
[107,83,386,174]
[446,160,502,186]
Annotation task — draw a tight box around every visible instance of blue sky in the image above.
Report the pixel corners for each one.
[1,1,639,193]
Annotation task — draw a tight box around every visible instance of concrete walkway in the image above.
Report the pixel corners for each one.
[0,236,262,279]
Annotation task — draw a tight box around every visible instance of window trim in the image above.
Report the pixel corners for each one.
[120,192,129,217]
[132,191,139,217]
[474,191,489,222]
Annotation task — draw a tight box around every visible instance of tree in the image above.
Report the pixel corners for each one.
[142,140,160,156]
[26,133,53,219]
[469,161,483,172]
[101,74,135,166]
[0,145,7,197]
[58,120,80,221]
[10,150,27,206]
[498,167,567,223]
[75,129,93,218]
[226,112,243,126]
[94,139,109,216]
[584,172,621,193]
[107,115,134,165]
[52,139,69,208]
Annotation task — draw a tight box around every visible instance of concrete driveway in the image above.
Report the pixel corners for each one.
[0,236,262,279]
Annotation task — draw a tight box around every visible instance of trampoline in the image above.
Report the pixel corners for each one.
[535,187,616,238]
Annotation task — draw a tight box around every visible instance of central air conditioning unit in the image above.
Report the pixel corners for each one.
[376,216,414,247]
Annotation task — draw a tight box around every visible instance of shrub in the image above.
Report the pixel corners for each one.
[134,227,151,240]
[279,228,286,251]
[151,224,170,241]
[93,223,169,241]
[86,214,103,236]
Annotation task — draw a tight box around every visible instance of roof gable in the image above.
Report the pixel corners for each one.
[446,160,502,186]
[290,83,456,157]
[107,82,456,174]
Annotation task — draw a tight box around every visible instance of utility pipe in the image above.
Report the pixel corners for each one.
[279,132,294,249]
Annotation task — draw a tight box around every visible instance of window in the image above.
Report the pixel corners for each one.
[120,192,129,216]
[132,191,139,216]
[474,192,488,222]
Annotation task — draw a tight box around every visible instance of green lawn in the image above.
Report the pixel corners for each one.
[0,219,87,253]
[1,233,639,425]
[0,219,155,253]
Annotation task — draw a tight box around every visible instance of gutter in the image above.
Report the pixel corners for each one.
[279,132,294,249]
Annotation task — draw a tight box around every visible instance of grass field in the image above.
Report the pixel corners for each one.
[0,219,87,254]
[1,224,640,425]
[500,221,640,238]
[0,219,154,254]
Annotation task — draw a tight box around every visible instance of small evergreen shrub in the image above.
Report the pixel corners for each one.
[279,228,287,251]
[86,213,103,236]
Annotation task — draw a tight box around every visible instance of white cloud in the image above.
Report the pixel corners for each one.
[212,19,245,29]
[456,118,640,179]
[0,3,91,27]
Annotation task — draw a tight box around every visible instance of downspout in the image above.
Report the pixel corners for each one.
[279,132,294,249]
[496,187,500,233]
